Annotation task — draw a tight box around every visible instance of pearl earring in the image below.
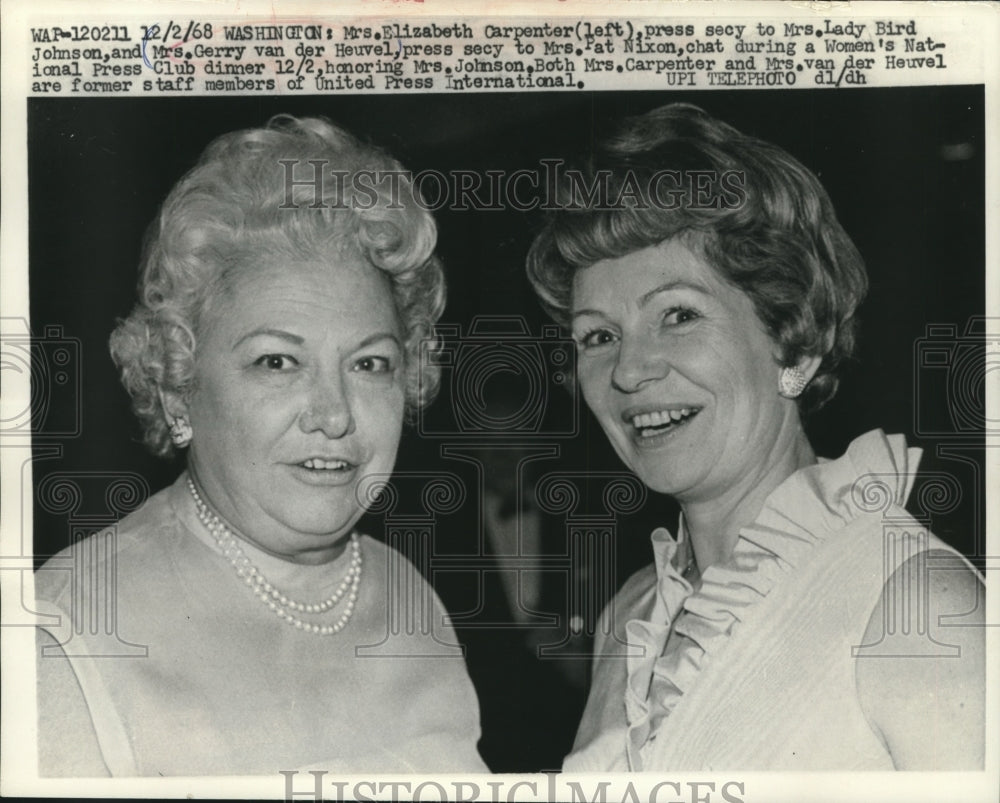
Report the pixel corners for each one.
[778,367,809,399]
[169,416,193,447]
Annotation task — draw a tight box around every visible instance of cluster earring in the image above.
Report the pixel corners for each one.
[169,416,193,448]
[778,366,809,399]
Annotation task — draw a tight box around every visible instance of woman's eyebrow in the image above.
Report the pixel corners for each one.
[355,332,402,350]
[570,308,611,324]
[233,328,304,350]
[571,279,713,323]
[638,279,712,307]
[232,329,402,351]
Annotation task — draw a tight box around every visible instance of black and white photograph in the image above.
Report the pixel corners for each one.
[1,2,997,801]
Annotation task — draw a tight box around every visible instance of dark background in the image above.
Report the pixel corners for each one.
[28,87,986,771]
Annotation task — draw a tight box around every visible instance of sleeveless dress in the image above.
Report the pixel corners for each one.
[563,430,979,771]
[35,472,487,776]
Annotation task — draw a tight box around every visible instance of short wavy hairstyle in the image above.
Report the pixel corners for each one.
[527,103,868,412]
[111,115,445,457]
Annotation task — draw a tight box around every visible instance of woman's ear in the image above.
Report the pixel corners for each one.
[157,387,189,422]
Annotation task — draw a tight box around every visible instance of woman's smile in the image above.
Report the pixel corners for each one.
[623,404,704,444]
[287,460,358,484]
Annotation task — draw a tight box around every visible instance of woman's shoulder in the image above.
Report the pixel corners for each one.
[354,532,443,599]
[855,546,984,768]
[738,429,949,575]
[355,532,423,571]
[35,480,181,603]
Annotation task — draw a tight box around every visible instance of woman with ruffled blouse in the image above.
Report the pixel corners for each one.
[527,104,984,771]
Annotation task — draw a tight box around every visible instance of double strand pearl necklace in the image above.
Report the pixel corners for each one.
[187,476,362,636]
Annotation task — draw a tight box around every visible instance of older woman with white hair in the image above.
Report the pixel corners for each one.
[35,116,486,776]
[528,103,984,771]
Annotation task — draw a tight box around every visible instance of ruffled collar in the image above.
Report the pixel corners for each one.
[622,430,920,770]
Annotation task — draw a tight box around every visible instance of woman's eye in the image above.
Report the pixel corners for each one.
[254,354,298,371]
[662,307,700,326]
[576,328,618,349]
[354,355,393,373]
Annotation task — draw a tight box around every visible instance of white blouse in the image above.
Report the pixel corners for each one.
[564,430,979,771]
[35,472,487,776]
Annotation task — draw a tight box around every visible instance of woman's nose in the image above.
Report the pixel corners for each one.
[611,334,670,394]
[298,372,355,438]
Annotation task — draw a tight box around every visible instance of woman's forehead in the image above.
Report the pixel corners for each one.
[571,239,722,306]
[204,253,398,336]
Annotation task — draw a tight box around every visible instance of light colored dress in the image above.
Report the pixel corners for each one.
[35,472,487,776]
[563,430,979,771]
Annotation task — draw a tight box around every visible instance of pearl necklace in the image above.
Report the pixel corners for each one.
[187,476,362,636]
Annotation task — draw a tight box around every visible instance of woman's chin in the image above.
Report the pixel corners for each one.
[624,451,702,497]
[275,468,367,522]
[249,499,361,555]
[637,471,690,498]
[265,525,357,564]
[283,509,360,540]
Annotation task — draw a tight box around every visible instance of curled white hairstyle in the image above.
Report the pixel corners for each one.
[110,116,445,456]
